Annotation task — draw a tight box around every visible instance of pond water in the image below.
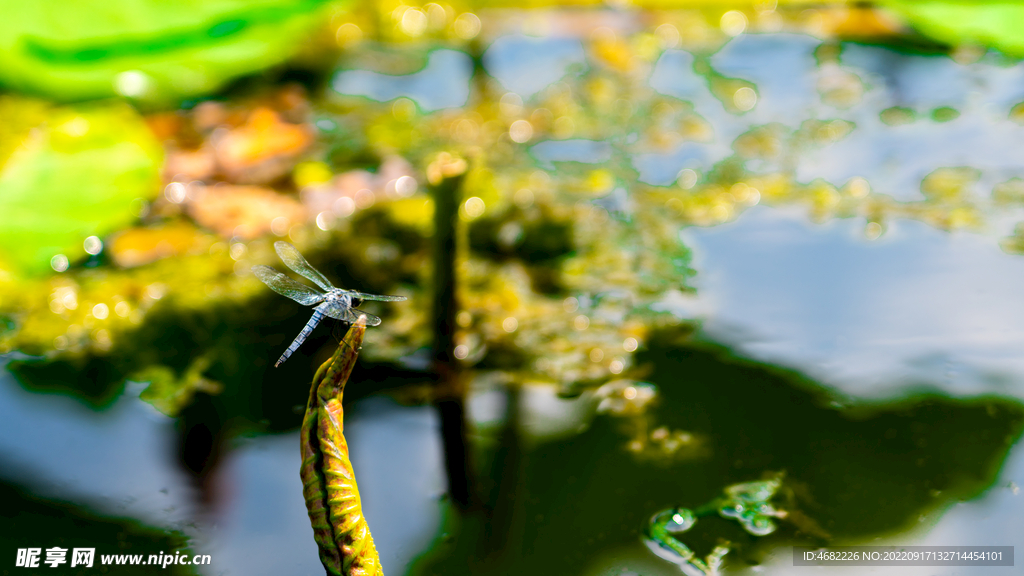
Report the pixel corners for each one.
[0,364,445,575]
[685,210,1024,576]
[3,18,1024,576]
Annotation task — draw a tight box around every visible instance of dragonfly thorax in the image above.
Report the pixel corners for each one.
[324,290,353,308]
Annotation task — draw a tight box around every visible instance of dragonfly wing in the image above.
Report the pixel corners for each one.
[252,265,325,306]
[321,300,352,321]
[274,241,334,292]
[348,291,407,302]
[350,309,383,326]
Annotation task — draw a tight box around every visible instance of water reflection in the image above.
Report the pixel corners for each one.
[530,139,612,167]
[745,442,1024,576]
[483,35,587,98]
[0,368,190,527]
[413,341,1023,576]
[332,49,473,111]
[710,33,821,123]
[687,208,1024,401]
[0,361,446,575]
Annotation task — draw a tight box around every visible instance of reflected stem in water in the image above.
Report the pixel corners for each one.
[430,162,476,511]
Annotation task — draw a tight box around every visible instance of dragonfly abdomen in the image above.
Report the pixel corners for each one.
[276,308,325,367]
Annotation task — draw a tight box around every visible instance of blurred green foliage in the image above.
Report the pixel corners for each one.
[0,99,162,277]
[0,0,341,102]
[5,0,1024,415]
[882,1,1024,56]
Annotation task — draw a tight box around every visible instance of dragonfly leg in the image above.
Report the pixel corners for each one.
[276,309,325,367]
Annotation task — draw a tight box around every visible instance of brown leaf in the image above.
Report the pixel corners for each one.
[108,223,209,268]
[213,107,313,184]
[187,185,306,239]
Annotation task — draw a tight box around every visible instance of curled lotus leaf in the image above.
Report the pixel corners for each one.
[300,316,384,576]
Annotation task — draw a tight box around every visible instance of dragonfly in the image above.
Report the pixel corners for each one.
[253,241,406,367]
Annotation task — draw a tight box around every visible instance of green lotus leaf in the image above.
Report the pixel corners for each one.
[882,1,1024,56]
[0,0,337,102]
[0,99,163,277]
